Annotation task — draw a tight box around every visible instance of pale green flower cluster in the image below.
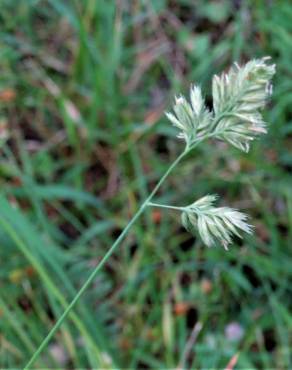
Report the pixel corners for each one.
[211,57,276,152]
[181,195,253,250]
[166,57,275,151]
[165,57,275,248]
[165,85,212,147]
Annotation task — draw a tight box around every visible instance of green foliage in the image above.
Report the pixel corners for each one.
[0,1,291,369]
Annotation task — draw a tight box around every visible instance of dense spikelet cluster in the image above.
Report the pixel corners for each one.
[162,57,276,249]
[211,57,276,152]
[166,57,275,152]
[165,85,212,147]
[181,195,253,250]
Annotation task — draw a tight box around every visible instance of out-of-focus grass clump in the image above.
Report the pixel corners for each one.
[0,1,291,368]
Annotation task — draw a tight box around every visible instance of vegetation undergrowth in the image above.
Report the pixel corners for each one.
[0,1,291,369]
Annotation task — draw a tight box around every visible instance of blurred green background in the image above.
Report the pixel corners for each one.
[0,0,291,368]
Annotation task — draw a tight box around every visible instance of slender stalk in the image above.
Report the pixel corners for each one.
[24,148,190,369]
[147,202,183,211]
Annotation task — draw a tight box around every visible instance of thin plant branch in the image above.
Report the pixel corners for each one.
[147,202,184,211]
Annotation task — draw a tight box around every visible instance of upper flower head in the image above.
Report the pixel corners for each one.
[166,57,275,152]
[211,57,276,152]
